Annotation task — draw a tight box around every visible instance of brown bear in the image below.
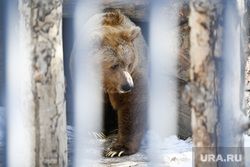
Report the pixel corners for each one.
[71,12,148,157]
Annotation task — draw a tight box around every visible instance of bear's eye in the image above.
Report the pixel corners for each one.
[128,63,132,69]
[111,64,119,70]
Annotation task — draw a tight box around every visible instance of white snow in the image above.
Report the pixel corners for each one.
[244,134,250,147]
[1,116,250,166]
[68,130,250,167]
[67,130,193,167]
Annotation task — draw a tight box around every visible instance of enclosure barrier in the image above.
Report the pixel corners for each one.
[2,0,250,167]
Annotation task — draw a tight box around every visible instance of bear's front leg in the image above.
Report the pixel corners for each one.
[106,86,147,157]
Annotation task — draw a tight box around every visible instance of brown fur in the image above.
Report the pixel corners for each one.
[107,70,148,156]
[72,12,148,157]
[100,25,140,94]
[98,13,148,157]
[102,12,124,26]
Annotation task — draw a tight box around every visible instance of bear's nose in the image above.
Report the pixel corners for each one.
[122,83,134,92]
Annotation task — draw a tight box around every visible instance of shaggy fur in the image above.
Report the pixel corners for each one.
[71,12,148,157]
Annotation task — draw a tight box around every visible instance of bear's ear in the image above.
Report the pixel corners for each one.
[127,27,141,42]
[120,27,141,43]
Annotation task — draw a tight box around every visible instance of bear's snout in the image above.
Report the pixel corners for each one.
[122,83,134,92]
[119,71,134,93]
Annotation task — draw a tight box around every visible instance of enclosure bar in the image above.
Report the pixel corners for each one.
[6,1,28,166]
[220,1,246,166]
[73,1,103,166]
[148,0,179,164]
[7,1,68,166]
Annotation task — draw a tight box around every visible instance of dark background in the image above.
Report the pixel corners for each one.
[63,18,74,126]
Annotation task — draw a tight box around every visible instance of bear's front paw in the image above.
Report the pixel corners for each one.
[105,145,130,158]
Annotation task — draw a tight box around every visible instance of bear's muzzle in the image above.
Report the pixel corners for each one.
[119,71,134,93]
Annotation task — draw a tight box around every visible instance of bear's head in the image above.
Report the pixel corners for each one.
[91,26,141,94]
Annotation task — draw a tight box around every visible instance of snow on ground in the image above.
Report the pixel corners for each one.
[245,134,250,147]
[101,133,193,167]
[1,115,250,166]
[67,127,193,167]
[68,129,250,167]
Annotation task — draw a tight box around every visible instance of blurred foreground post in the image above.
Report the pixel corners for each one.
[16,0,67,166]
[187,2,223,165]
[186,0,248,166]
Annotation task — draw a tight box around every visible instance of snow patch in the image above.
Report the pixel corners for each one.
[244,134,250,147]
[67,127,193,167]
[67,129,250,166]
[101,132,193,167]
